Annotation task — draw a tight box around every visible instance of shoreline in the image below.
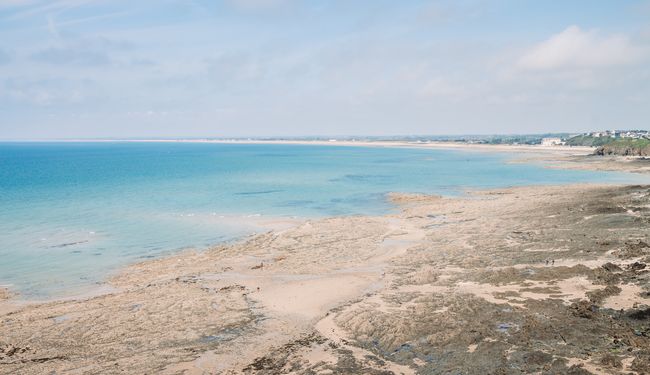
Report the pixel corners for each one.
[3,182,650,374]
[0,141,628,305]
[2,145,650,374]
[0,212,306,305]
[0,143,646,306]
[18,138,647,174]
[1,137,596,154]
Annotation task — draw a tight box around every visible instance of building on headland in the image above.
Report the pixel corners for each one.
[584,130,650,139]
[541,137,564,146]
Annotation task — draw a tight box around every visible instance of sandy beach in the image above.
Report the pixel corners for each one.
[53,137,650,178]
[40,138,650,174]
[2,165,650,374]
[33,138,595,155]
[214,140,650,174]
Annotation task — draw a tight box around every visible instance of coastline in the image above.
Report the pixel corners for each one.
[0,140,640,305]
[3,1,648,373]
[3,181,650,374]
[34,137,650,175]
[2,146,650,374]
[18,138,642,174]
[5,137,596,154]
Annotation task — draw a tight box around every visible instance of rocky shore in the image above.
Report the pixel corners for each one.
[2,183,650,374]
[594,140,650,157]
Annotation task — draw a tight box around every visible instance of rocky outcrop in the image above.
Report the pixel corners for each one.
[595,141,650,157]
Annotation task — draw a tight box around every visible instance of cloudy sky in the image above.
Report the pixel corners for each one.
[1,0,649,138]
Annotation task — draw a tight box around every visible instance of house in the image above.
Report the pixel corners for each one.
[541,137,563,146]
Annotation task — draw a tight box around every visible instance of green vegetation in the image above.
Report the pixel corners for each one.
[595,138,650,157]
[564,134,650,156]
[480,135,544,145]
[464,133,571,145]
[564,135,615,147]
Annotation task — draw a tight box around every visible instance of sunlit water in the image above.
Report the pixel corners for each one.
[1,142,647,298]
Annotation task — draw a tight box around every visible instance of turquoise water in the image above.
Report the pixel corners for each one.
[0,142,647,298]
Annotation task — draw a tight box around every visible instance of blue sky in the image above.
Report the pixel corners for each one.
[1,0,649,138]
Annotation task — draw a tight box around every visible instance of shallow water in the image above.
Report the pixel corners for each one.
[0,142,646,298]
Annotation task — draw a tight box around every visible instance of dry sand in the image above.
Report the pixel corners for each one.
[45,137,595,155]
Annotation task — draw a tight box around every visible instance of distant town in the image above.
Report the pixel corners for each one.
[583,130,650,139]
[50,130,649,156]
[243,130,650,156]
[539,130,650,147]
[204,130,648,146]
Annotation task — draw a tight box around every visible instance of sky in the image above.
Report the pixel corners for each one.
[1,0,649,139]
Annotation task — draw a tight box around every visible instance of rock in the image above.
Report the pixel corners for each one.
[600,354,622,368]
[524,351,553,366]
[628,262,647,271]
[601,262,622,272]
[614,241,650,259]
[587,285,621,304]
[571,300,597,319]
[627,240,650,251]
[631,354,650,372]
[627,308,650,320]
[567,364,593,374]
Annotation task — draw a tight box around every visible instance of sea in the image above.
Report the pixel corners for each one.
[1,141,647,298]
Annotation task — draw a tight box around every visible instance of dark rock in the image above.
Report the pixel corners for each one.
[627,308,650,320]
[600,353,622,368]
[523,350,552,366]
[628,262,647,271]
[601,262,622,272]
[571,300,598,319]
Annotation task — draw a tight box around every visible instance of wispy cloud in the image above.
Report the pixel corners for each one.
[31,47,111,66]
[47,14,61,38]
[3,0,100,20]
[0,0,40,9]
[1,1,649,137]
[225,0,293,11]
[2,77,96,105]
[29,35,133,66]
[0,48,11,64]
[517,25,648,71]
[53,9,131,27]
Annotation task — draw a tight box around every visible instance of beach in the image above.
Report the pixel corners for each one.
[42,138,650,173]
[193,140,650,174]
[1,145,650,374]
[3,0,647,372]
[33,138,596,154]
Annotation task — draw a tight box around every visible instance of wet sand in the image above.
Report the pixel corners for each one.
[2,181,650,374]
[515,153,650,174]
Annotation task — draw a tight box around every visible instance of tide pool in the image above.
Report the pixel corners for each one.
[0,142,646,298]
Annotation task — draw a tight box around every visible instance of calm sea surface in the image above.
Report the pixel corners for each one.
[1,142,647,298]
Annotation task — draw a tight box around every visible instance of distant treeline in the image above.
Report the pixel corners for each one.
[396,134,571,145]
[564,135,616,147]
[252,134,570,145]
[475,135,552,145]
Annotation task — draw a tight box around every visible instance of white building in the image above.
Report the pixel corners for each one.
[541,137,563,146]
